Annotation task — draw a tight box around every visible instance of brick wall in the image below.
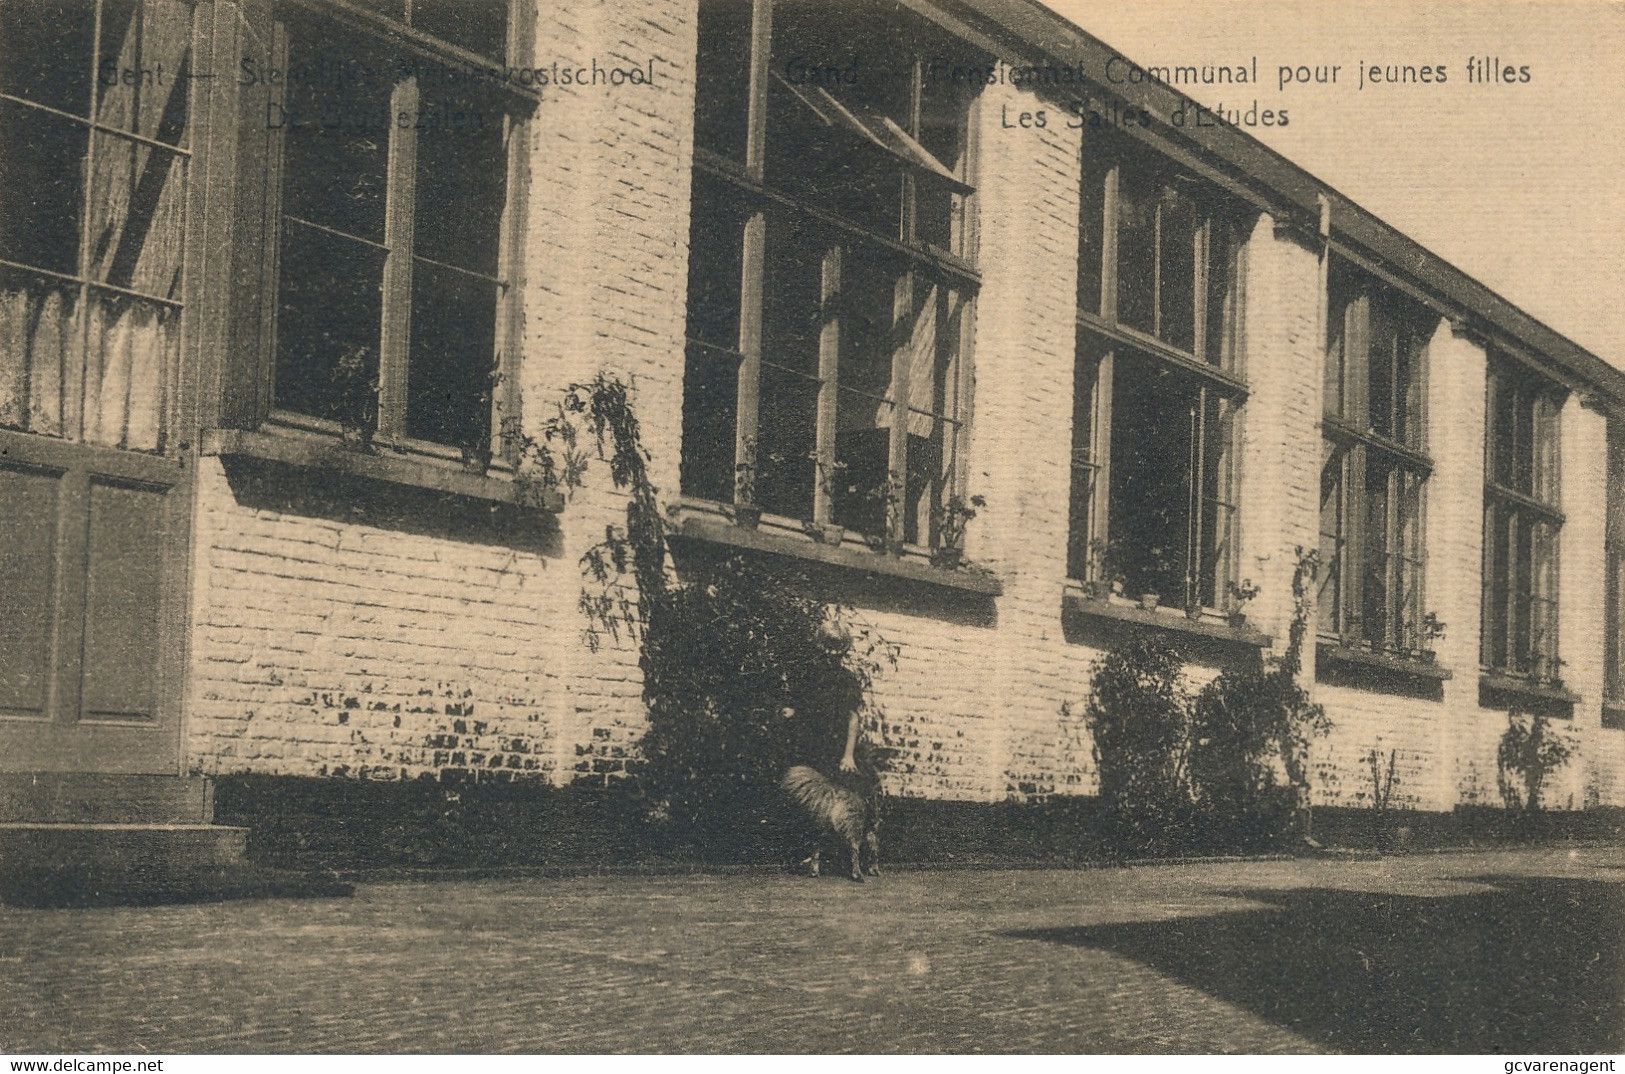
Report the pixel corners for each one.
[185,0,1625,818]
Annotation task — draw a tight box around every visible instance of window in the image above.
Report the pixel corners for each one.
[258,0,527,462]
[1068,133,1248,612]
[1608,422,1625,724]
[681,0,980,552]
[1481,356,1563,681]
[0,0,194,453]
[1318,262,1435,656]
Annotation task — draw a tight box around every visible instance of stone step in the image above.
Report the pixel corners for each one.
[0,821,250,904]
[0,773,212,824]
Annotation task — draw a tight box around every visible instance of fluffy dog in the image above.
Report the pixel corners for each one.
[780,765,880,882]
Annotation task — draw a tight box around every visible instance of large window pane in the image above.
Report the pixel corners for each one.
[95,0,193,147]
[406,263,498,448]
[693,0,752,163]
[1157,186,1196,352]
[278,29,390,245]
[0,0,94,116]
[274,224,386,419]
[1115,164,1157,336]
[413,93,505,277]
[1108,352,1195,603]
[0,101,87,277]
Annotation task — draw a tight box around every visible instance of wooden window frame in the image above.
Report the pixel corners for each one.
[230,0,535,468]
[1319,266,1435,657]
[683,0,979,555]
[1069,138,1247,615]
[0,0,198,456]
[1481,355,1565,683]
[1606,421,1625,724]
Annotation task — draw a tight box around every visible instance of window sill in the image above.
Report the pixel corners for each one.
[200,428,564,512]
[671,514,1002,597]
[1478,672,1581,707]
[1061,590,1272,649]
[1317,642,1453,682]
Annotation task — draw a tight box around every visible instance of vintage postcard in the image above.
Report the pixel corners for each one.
[0,0,1621,1058]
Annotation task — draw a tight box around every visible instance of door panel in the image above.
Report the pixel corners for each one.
[0,464,60,718]
[82,480,167,721]
[0,431,185,773]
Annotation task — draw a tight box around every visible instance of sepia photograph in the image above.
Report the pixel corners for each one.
[0,0,1622,1057]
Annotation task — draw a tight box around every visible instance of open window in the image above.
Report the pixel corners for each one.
[682,0,981,555]
[1068,132,1249,613]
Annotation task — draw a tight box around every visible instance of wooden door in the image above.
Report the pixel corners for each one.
[0,432,188,774]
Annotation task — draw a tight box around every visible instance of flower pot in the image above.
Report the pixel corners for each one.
[1227,611,1249,630]
[932,546,964,571]
[339,424,375,454]
[733,503,762,530]
[1139,592,1161,612]
[814,523,845,546]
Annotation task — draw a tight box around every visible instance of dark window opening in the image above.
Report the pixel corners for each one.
[1068,133,1248,610]
[682,0,981,557]
[1321,260,1436,657]
[1482,356,1563,681]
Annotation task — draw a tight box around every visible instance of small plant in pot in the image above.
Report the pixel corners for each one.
[1227,578,1260,629]
[802,450,849,545]
[862,470,906,555]
[931,493,984,570]
[330,344,379,452]
[731,436,761,529]
[1083,537,1128,600]
[1415,610,1447,662]
[1137,546,1180,612]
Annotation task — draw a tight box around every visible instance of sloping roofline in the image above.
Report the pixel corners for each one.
[922,0,1625,409]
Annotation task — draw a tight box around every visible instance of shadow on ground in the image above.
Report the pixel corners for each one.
[1005,875,1625,1053]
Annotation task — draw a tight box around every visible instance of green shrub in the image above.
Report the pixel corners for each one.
[1082,633,1196,856]
[1082,550,1329,856]
[1497,708,1573,815]
[555,374,890,859]
[635,556,881,855]
[1187,550,1328,849]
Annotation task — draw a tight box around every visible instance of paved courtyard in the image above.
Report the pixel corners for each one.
[2,847,1622,1054]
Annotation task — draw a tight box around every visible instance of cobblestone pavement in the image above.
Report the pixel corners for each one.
[2,847,1622,1054]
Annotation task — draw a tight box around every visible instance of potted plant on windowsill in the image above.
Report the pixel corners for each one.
[1136,546,1179,612]
[731,436,761,530]
[330,344,379,454]
[931,493,985,571]
[1082,537,1127,602]
[1227,577,1261,630]
[862,470,906,556]
[802,450,848,546]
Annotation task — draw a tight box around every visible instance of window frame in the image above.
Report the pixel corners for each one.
[682,0,980,555]
[1068,132,1249,615]
[1606,419,1625,725]
[1318,264,1436,658]
[1480,354,1565,683]
[234,0,536,468]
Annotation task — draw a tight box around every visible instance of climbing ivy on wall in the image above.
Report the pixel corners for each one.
[539,374,894,855]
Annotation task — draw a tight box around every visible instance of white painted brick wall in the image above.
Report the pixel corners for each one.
[184,0,1625,816]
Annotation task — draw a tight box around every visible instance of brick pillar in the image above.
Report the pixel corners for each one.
[522,1,698,783]
[961,84,1082,800]
[1428,320,1488,810]
[1235,215,1322,657]
[1558,397,1610,808]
